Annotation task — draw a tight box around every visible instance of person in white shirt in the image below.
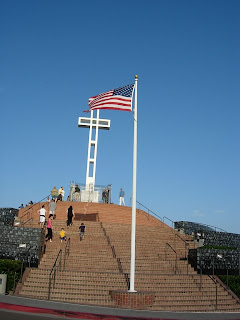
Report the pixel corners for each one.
[61,188,65,201]
[38,205,47,229]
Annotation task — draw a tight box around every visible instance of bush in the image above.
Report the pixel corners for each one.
[219,275,240,298]
[0,259,22,292]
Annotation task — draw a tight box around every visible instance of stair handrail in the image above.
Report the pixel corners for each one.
[12,245,34,294]
[38,224,47,264]
[213,275,240,304]
[48,249,62,300]
[174,232,189,255]
[63,238,70,270]
[163,216,174,229]
[19,245,33,282]
[130,199,192,269]
[165,243,177,274]
[193,222,227,233]
[175,221,227,234]
[129,198,162,221]
[207,274,218,311]
[20,194,51,223]
[21,217,33,226]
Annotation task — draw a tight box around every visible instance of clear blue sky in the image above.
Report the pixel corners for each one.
[1,0,239,233]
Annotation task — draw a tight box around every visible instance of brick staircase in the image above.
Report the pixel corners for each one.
[17,201,240,311]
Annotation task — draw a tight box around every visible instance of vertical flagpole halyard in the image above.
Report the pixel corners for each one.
[129,75,138,292]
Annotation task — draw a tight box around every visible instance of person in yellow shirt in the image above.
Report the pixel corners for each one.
[59,228,66,243]
[58,187,64,201]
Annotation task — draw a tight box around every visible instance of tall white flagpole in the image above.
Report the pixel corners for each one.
[129,75,138,292]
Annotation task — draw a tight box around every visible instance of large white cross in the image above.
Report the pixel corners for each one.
[78,110,110,192]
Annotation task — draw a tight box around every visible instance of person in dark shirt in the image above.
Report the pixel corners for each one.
[67,206,74,226]
[74,185,80,201]
[102,189,108,203]
[79,223,85,240]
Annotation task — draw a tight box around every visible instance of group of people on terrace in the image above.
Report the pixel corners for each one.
[19,200,34,209]
[51,185,125,205]
[51,185,81,202]
[51,186,65,202]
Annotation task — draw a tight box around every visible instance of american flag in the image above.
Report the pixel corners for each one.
[88,84,135,112]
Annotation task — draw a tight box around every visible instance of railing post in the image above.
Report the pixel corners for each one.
[13,272,16,294]
[165,243,177,274]
[53,269,56,289]
[200,268,202,291]
[48,248,62,300]
[239,254,240,276]
[20,260,24,283]
[215,280,218,311]
[175,254,177,274]
[59,250,62,271]
[212,257,215,276]
[48,275,51,300]
[63,238,70,271]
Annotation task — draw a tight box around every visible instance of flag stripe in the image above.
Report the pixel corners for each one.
[89,97,131,108]
[87,84,134,112]
[89,105,132,111]
[88,91,113,105]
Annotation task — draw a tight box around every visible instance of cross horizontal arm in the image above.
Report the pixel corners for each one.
[78,117,110,130]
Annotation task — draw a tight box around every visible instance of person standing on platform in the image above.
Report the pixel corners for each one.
[51,186,58,201]
[38,205,47,229]
[102,189,107,203]
[58,187,64,201]
[61,187,65,201]
[74,185,80,201]
[119,188,125,206]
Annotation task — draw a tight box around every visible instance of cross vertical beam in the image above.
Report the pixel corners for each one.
[78,110,110,194]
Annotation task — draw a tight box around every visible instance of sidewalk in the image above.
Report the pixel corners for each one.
[0,294,240,320]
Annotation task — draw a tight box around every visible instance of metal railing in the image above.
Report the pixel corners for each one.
[129,199,192,273]
[175,221,227,234]
[174,233,189,256]
[12,245,34,294]
[48,249,62,300]
[194,222,227,233]
[163,216,174,229]
[174,233,190,274]
[129,198,162,222]
[63,238,70,271]
[20,194,51,225]
[165,243,177,274]
[208,274,218,311]
[19,246,33,281]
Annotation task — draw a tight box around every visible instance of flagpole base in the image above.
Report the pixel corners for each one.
[109,290,155,309]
